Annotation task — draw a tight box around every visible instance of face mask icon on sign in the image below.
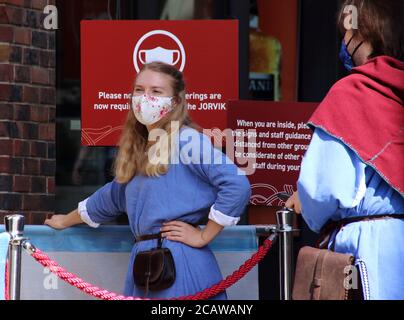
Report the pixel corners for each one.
[139,46,181,66]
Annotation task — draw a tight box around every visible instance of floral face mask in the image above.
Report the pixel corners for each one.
[132,94,174,126]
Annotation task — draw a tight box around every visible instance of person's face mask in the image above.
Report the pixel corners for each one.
[132,94,174,126]
[339,35,364,72]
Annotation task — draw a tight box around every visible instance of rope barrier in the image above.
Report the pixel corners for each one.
[28,234,276,300]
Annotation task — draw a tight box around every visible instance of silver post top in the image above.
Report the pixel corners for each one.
[276,208,294,231]
[4,214,25,237]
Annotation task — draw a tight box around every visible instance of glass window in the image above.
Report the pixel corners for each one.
[55,0,250,225]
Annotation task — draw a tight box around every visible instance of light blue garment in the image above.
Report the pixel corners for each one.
[84,127,251,299]
[298,128,404,300]
[0,233,10,300]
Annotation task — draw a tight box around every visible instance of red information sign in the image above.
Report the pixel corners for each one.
[227,101,318,206]
[81,20,239,146]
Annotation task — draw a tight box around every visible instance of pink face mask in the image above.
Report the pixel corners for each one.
[132,94,174,126]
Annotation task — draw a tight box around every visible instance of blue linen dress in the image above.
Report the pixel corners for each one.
[78,126,251,299]
[298,128,404,300]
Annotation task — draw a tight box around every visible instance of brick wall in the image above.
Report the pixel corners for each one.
[0,0,56,224]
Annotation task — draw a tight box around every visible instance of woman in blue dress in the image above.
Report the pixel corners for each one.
[45,62,251,299]
[286,0,404,300]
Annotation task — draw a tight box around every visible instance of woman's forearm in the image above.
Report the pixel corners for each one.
[200,219,224,245]
[44,209,85,230]
[64,209,84,227]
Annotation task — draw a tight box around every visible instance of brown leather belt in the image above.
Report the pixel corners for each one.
[135,232,162,242]
[323,213,404,231]
[135,223,199,243]
[317,213,404,249]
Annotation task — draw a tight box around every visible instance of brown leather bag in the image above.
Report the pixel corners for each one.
[293,215,404,300]
[292,246,356,300]
[133,239,176,296]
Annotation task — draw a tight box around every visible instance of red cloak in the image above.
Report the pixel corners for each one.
[308,55,404,197]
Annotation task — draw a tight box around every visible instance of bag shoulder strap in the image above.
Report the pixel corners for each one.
[312,250,328,299]
[157,237,163,248]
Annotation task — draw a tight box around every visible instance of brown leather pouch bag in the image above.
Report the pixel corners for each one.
[292,246,357,300]
[133,240,176,295]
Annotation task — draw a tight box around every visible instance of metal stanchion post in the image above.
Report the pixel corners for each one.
[276,208,295,300]
[4,214,25,300]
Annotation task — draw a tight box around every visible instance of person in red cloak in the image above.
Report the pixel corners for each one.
[287,0,404,299]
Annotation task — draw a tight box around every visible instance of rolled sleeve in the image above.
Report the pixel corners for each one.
[208,205,240,227]
[79,180,127,225]
[180,128,251,226]
[78,198,100,228]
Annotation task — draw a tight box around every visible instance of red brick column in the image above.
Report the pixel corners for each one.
[0,0,56,224]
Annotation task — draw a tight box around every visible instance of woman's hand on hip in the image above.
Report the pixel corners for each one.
[160,221,206,248]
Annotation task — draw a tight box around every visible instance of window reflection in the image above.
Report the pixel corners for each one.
[56,0,123,217]
[55,0,252,223]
